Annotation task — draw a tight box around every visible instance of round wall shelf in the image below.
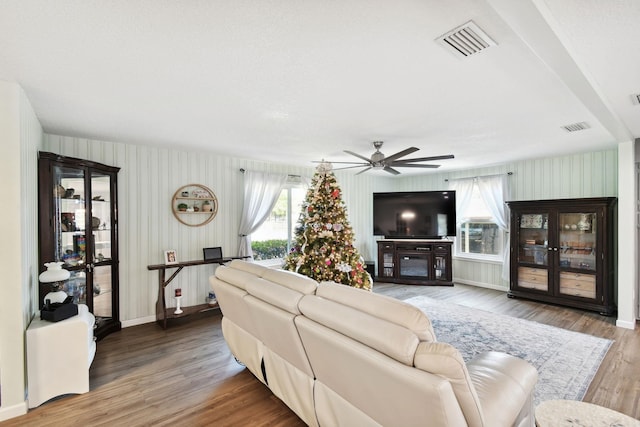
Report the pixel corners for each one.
[171,184,218,227]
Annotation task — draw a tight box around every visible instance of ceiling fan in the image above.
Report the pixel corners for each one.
[325,141,454,175]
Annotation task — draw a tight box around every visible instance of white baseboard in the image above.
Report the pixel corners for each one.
[121,315,156,328]
[0,401,27,422]
[615,319,637,330]
[454,278,509,292]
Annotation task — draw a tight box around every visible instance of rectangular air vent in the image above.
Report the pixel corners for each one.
[436,21,496,58]
[632,93,640,105]
[562,122,591,132]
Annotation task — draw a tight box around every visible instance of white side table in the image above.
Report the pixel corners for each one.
[26,304,96,408]
[536,400,639,427]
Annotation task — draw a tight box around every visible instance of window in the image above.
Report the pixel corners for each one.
[451,176,506,261]
[251,183,305,260]
[458,187,502,257]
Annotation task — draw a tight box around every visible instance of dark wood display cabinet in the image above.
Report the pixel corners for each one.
[38,152,121,340]
[377,240,453,286]
[506,197,617,315]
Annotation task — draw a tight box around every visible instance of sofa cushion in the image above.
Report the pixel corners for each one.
[298,294,419,366]
[316,281,437,342]
[467,351,538,427]
[227,259,270,276]
[215,265,261,291]
[261,268,318,294]
[246,280,306,315]
[414,341,484,427]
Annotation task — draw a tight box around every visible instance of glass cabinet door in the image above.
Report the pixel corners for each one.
[558,212,596,271]
[91,172,115,326]
[434,253,447,281]
[557,211,597,299]
[518,213,549,266]
[53,164,88,304]
[516,212,550,292]
[382,250,394,278]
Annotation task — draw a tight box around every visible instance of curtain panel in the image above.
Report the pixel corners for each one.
[237,171,288,258]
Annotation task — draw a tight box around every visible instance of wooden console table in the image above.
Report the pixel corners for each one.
[147,258,233,329]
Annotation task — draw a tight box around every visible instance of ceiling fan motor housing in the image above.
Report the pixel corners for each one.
[371,151,385,163]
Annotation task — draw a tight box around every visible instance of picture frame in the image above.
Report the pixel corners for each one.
[164,250,178,264]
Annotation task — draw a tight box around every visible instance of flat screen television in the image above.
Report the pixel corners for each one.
[373,191,456,239]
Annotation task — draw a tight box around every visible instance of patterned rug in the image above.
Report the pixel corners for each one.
[404,295,613,405]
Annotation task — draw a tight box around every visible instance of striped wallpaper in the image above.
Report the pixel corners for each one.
[43,134,618,323]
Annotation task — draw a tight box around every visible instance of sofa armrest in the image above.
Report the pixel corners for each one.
[467,352,538,427]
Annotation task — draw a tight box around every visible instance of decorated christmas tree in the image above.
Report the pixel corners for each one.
[283,162,372,291]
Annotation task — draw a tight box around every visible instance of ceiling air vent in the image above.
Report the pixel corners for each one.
[562,122,591,132]
[436,21,496,58]
[631,93,640,105]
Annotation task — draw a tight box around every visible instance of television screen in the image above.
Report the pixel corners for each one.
[373,191,456,239]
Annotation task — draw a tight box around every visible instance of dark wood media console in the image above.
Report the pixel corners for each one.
[376,240,453,286]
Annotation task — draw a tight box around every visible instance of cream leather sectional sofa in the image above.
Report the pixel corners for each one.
[209,260,538,427]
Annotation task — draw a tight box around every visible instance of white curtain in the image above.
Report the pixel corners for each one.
[448,177,476,225]
[237,171,288,259]
[449,174,510,281]
[477,175,510,280]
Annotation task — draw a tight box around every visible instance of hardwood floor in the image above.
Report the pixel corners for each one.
[3,283,639,426]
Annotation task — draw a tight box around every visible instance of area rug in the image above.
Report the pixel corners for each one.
[404,296,613,405]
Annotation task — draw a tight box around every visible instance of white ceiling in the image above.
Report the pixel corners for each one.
[0,0,638,175]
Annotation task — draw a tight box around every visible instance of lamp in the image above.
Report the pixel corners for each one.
[39,262,71,304]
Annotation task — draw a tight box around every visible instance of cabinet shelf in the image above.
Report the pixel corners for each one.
[175,211,214,214]
[175,197,215,201]
[163,303,219,321]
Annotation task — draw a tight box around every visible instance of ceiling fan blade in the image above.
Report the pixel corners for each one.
[355,167,372,175]
[389,163,441,168]
[344,150,373,163]
[312,160,369,165]
[384,166,401,175]
[383,147,419,163]
[333,164,371,171]
[393,154,455,163]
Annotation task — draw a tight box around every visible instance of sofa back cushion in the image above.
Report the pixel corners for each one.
[226,259,270,276]
[414,342,484,427]
[261,268,318,294]
[215,265,261,291]
[316,281,437,342]
[298,294,419,365]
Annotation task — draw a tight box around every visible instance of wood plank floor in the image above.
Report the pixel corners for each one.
[3,283,639,426]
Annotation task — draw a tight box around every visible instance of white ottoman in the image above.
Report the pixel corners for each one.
[27,304,96,408]
[536,400,639,427]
